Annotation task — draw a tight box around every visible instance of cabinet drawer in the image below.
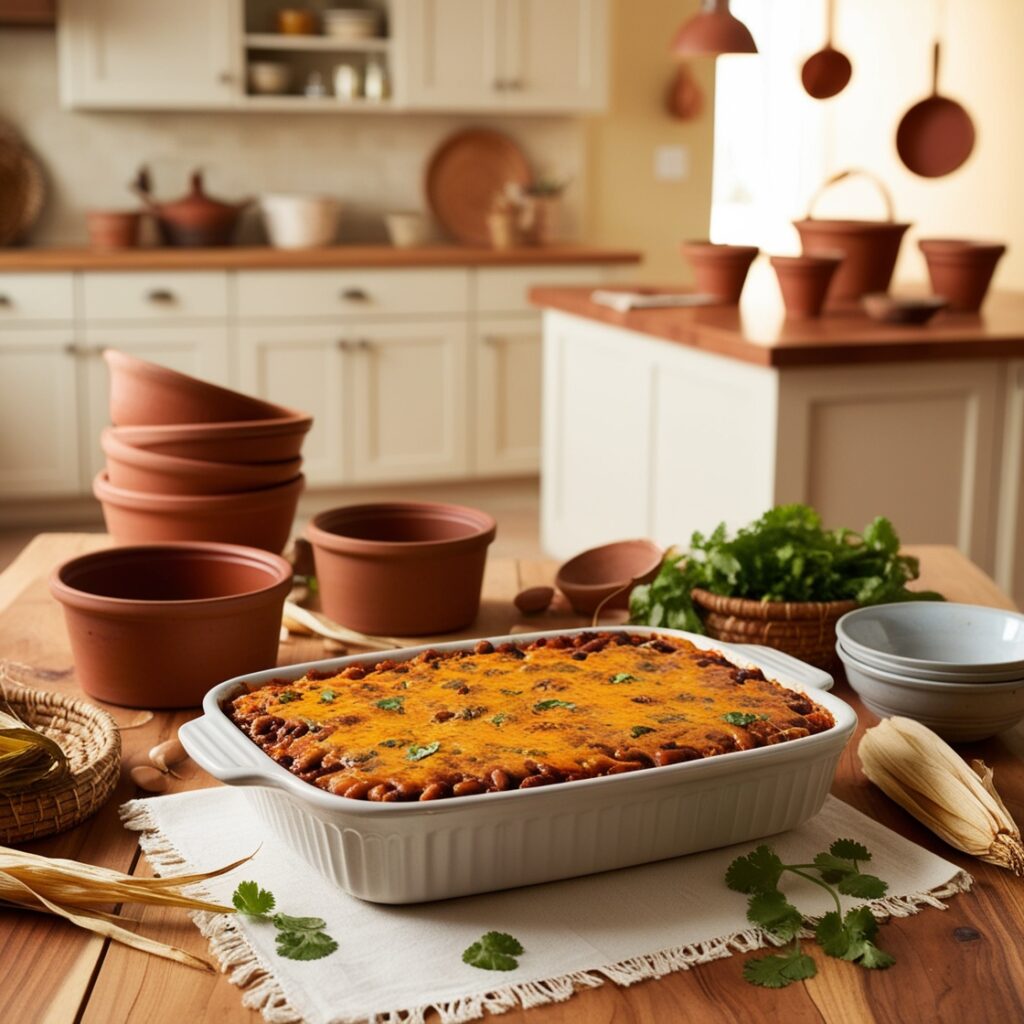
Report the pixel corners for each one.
[475,265,617,314]
[81,272,229,320]
[236,269,470,319]
[0,274,75,324]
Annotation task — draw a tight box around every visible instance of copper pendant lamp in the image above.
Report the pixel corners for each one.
[671,0,758,57]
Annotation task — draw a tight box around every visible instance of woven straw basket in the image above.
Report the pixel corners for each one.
[691,589,858,671]
[1,686,121,844]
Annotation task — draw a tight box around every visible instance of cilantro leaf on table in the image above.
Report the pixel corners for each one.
[462,931,524,971]
[272,913,327,932]
[746,890,804,942]
[275,928,339,961]
[742,951,817,988]
[811,852,887,898]
[725,844,785,894]
[232,881,275,917]
[816,908,894,969]
[836,873,888,899]
[829,838,871,863]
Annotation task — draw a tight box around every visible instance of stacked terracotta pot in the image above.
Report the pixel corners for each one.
[95,351,312,553]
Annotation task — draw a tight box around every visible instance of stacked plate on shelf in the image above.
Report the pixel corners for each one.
[835,602,1024,741]
[323,8,380,40]
[94,350,312,553]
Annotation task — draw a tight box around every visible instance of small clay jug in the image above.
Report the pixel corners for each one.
[771,253,844,319]
[132,167,251,247]
[681,241,759,304]
[919,239,1006,313]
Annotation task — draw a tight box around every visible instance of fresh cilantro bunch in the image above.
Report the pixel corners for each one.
[232,881,338,961]
[630,504,943,633]
[726,839,895,988]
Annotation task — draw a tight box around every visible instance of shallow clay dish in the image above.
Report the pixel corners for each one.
[50,543,291,708]
[307,502,496,635]
[101,428,303,495]
[681,242,759,304]
[104,350,289,427]
[862,293,947,325]
[94,471,304,553]
[555,539,663,616]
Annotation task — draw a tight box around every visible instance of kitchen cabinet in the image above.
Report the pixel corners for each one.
[58,0,241,109]
[475,316,542,475]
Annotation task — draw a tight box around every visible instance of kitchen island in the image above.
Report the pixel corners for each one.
[532,287,1024,606]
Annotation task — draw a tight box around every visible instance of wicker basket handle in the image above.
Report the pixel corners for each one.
[805,169,895,223]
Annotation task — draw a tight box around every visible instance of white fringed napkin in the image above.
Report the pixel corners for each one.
[122,790,971,1024]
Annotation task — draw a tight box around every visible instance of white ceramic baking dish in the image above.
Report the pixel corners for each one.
[180,626,855,904]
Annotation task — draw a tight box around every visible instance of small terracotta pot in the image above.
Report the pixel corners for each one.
[108,416,313,464]
[104,350,291,427]
[681,242,759,304]
[101,428,303,495]
[555,539,663,616]
[919,239,1007,312]
[50,543,292,708]
[307,502,497,635]
[86,211,142,251]
[94,471,304,553]
[770,253,843,319]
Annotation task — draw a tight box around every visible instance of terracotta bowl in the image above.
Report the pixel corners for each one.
[770,253,844,319]
[108,415,313,464]
[101,428,303,495]
[862,293,948,325]
[105,349,292,426]
[681,242,759,304]
[555,539,663,616]
[50,543,291,708]
[94,471,304,553]
[307,502,497,635]
[918,238,1007,312]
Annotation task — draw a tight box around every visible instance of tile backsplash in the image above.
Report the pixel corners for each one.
[0,33,586,246]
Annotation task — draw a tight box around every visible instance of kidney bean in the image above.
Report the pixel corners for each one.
[613,747,654,766]
[654,746,702,766]
[474,640,495,654]
[606,760,645,774]
[453,779,486,796]
[520,774,557,788]
[340,665,366,680]
[432,710,455,722]
[419,782,450,800]
[490,768,511,790]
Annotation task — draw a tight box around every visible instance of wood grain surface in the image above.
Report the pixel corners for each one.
[529,286,1024,368]
[1,535,1023,1024]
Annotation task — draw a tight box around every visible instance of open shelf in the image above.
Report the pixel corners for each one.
[245,33,390,53]
[240,95,394,112]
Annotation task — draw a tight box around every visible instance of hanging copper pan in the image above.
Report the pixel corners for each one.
[801,0,852,100]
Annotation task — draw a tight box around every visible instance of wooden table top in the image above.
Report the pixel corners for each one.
[529,286,1024,368]
[2,534,1023,1024]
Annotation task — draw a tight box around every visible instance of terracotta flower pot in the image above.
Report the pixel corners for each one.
[770,253,843,319]
[681,242,759,304]
[104,350,291,427]
[555,539,663,616]
[108,416,312,464]
[101,428,303,495]
[94,471,304,553]
[85,211,142,251]
[307,502,497,635]
[49,543,292,708]
[919,238,1007,312]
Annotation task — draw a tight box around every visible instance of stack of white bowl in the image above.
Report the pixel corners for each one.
[835,602,1024,741]
[323,8,379,40]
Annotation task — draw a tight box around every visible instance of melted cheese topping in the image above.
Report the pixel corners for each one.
[229,636,833,796]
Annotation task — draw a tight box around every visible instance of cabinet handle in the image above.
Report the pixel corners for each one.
[336,338,352,351]
[493,79,507,91]
[339,288,369,302]
[507,78,524,91]
[146,289,176,304]
[64,343,85,356]
[217,71,234,84]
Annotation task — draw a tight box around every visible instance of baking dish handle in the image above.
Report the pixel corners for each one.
[179,716,272,787]
[733,644,834,691]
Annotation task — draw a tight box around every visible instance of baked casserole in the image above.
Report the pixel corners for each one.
[228,631,834,802]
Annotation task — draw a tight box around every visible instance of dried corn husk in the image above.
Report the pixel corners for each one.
[0,701,69,792]
[0,845,250,971]
[859,716,1024,875]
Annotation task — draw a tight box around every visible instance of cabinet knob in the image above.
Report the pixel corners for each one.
[146,289,176,304]
[218,71,235,84]
[493,78,508,91]
[508,78,524,91]
[336,338,354,351]
[0,295,10,307]
[339,288,369,302]
[64,343,85,356]
[356,338,372,351]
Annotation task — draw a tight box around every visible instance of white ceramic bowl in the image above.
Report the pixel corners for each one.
[248,61,290,96]
[385,212,429,248]
[836,643,1024,741]
[260,194,341,250]
[835,639,1024,683]
[836,602,1024,674]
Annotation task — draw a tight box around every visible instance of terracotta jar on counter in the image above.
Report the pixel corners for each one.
[682,242,759,304]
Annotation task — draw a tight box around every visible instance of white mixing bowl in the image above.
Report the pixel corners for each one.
[260,194,341,250]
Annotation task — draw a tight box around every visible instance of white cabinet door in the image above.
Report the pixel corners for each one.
[58,0,240,109]
[82,327,230,481]
[0,333,82,497]
[475,315,541,476]
[403,0,503,109]
[349,320,469,483]
[237,326,348,487]
[503,0,608,112]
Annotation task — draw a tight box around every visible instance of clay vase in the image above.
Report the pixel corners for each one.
[770,253,844,319]
[919,239,1006,312]
[682,242,759,304]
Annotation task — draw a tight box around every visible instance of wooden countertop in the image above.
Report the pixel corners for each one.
[530,286,1024,367]
[3,534,1024,1024]
[0,244,641,273]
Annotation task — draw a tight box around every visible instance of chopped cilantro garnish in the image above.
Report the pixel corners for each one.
[630,725,655,738]
[491,712,509,726]
[407,741,440,761]
[500,688,523,696]
[375,696,405,713]
[277,691,300,704]
[608,673,638,684]
[533,699,575,712]
[320,689,336,703]
[722,711,759,727]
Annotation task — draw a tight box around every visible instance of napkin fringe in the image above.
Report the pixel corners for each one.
[121,799,975,1024]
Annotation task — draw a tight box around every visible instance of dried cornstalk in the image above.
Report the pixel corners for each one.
[0,702,69,793]
[0,845,249,971]
[859,716,1024,875]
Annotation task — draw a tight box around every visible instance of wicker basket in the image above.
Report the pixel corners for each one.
[0,686,121,844]
[691,589,858,671]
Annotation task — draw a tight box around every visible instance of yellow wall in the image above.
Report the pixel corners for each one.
[585,0,716,283]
